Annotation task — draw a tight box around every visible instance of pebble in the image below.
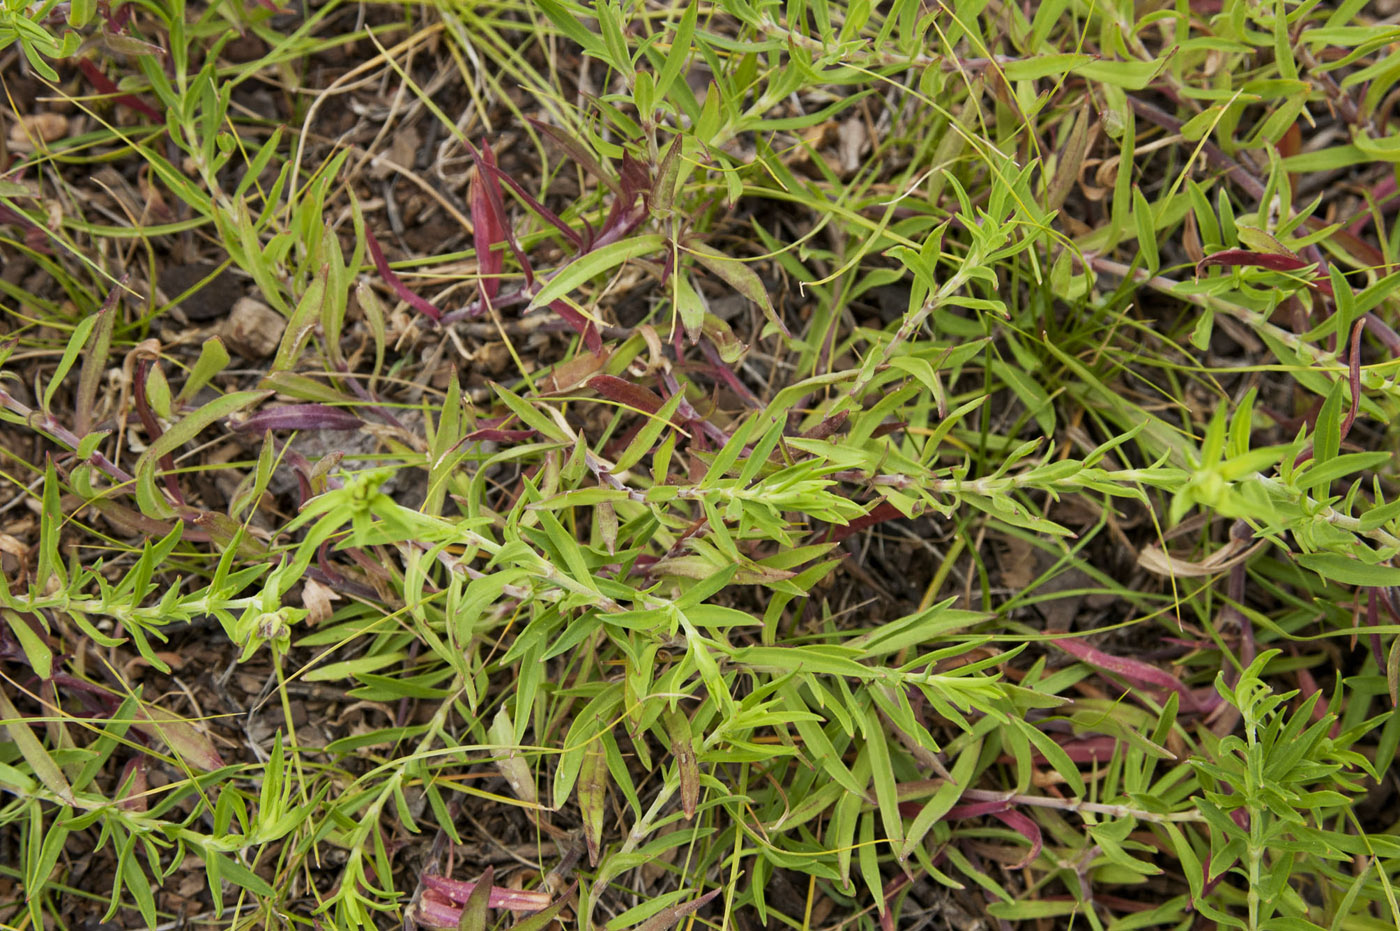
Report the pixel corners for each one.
[8,113,69,148]
[222,297,285,358]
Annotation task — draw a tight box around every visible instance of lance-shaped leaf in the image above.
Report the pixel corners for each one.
[940,800,1052,862]
[1195,249,1332,295]
[686,240,791,338]
[632,888,721,931]
[529,234,667,310]
[663,709,699,818]
[479,155,581,250]
[551,299,602,352]
[508,883,577,931]
[470,156,506,302]
[134,390,269,518]
[464,139,539,289]
[529,117,620,198]
[115,758,149,812]
[489,708,537,805]
[76,59,161,119]
[992,808,1042,869]
[465,427,536,443]
[1196,248,1307,275]
[457,865,492,931]
[1053,638,1213,713]
[577,737,608,865]
[588,374,665,417]
[133,700,225,771]
[365,228,443,322]
[827,501,904,543]
[0,688,76,806]
[75,279,120,435]
[231,404,363,434]
[420,875,554,912]
[1047,99,1093,211]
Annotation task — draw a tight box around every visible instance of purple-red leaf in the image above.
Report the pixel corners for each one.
[588,374,665,416]
[1053,638,1213,712]
[594,153,651,247]
[364,228,443,322]
[465,140,536,288]
[457,865,492,931]
[77,59,161,119]
[528,118,621,198]
[991,807,1043,869]
[482,159,582,250]
[798,410,849,440]
[470,158,506,303]
[465,427,536,443]
[618,152,651,203]
[1046,735,1122,764]
[1196,249,1333,296]
[945,800,1012,819]
[828,501,904,543]
[937,801,1042,869]
[231,404,362,434]
[99,0,134,31]
[1196,249,1308,276]
[419,875,553,912]
[551,299,601,352]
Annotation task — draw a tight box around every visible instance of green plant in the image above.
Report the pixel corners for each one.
[5,0,1400,927]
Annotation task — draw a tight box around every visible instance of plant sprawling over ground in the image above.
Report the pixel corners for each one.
[2,0,1400,928]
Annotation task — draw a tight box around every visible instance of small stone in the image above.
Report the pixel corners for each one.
[8,113,69,148]
[222,298,285,358]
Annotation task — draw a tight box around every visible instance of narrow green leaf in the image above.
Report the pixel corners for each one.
[530,235,667,310]
[1133,187,1159,276]
[458,865,492,931]
[687,240,790,338]
[0,689,75,806]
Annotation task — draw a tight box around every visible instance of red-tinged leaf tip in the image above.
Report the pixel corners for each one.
[663,710,699,819]
[471,147,506,303]
[827,500,905,543]
[577,739,607,866]
[797,411,849,440]
[945,800,1012,820]
[420,875,553,912]
[587,374,665,416]
[116,758,149,811]
[634,888,722,931]
[1052,639,1212,713]
[364,228,443,322]
[77,59,162,119]
[991,808,1043,869]
[134,705,225,771]
[618,152,651,202]
[549,299,602,352]
[231,404,363,434]
[414,894,469,930]
[465,428,536,443]
[1195,249,1309,278]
